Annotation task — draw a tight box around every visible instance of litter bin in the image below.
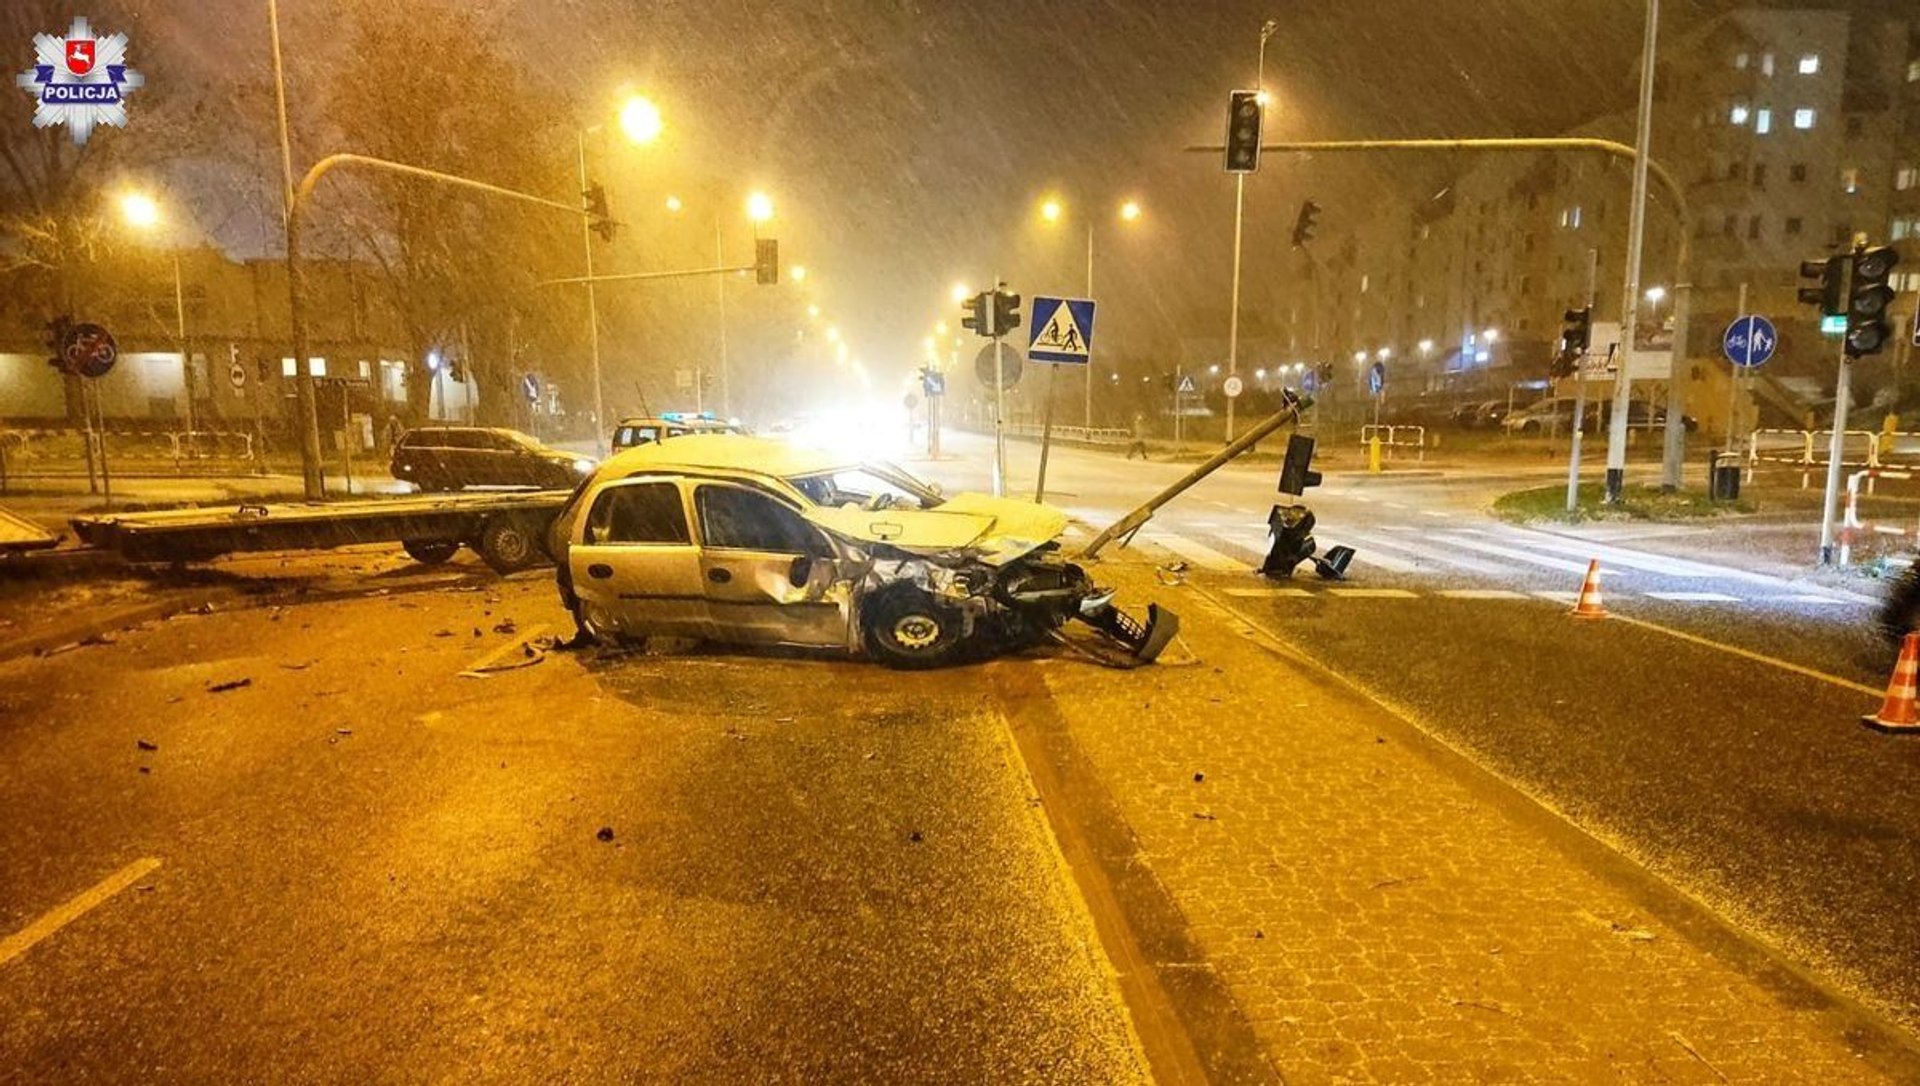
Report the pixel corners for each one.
[1709,450,1742,501]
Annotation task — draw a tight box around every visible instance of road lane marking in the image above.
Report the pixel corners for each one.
[1531,590,1584,603]
[1328,588,1420,598]
[1225,587,1314,598]
[1606,613,1882,697]
[1770,594,1855,606]
[1643,592,1742,603]
[1437,589,1531,600]
[1351,549,1421,574]
[1502,530,1785,583]
[0,858,161,968]
[1380,524,1420,533]
[1143,533,1247,572]
[1419,510,1450,518]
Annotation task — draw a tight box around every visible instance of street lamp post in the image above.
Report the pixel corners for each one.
[575,129,608,452]
[1224,20,1278,445]
[120,192,195,447]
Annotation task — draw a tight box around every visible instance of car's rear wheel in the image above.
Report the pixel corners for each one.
[401,538,459,565]
[862,587,964,669]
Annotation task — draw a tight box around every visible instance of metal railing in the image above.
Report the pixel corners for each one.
[1746,428,1881,488]
[1839,468,1920,565]
[1001,422,1132,445]
[1359,424,1427,461]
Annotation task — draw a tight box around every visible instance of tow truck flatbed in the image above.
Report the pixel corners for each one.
[69,489,572,572]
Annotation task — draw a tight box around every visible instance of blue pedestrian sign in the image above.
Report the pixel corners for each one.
[1027,296,1096,364]
[1367,361,1386,396]
[521,373,542,402]
[1722,315,1776,368]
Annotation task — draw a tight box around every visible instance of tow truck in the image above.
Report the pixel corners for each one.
[67,489,572,573]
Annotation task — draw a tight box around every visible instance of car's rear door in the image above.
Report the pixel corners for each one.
[567,478,710,639]
[691,482,850,649]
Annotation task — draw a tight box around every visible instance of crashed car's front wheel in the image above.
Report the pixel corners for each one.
[862,587,964,669]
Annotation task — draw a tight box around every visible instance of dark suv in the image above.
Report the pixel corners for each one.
[390,427,593,491]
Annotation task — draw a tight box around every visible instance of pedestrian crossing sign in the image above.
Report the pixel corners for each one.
[1027,296,1097,364]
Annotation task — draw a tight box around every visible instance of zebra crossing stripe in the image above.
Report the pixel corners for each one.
[1643,591,1742,602]
[1328,588,1420,598]
[1431,534,1607,576]
[1345,530,1508,575]
[1437,589,1531,600]
[1225,587,1314,598]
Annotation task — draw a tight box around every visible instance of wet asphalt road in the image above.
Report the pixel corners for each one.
[0,572,1147,1083]
[940,434,1920,1030]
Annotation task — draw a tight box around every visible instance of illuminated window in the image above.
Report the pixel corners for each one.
[1729,102,1750,125]
[280,357,326,377]
[1755,109,1773,134]
[1842,167,1861,194]
[1793,108,1816,130]
[1898,167,1918,191]
[1798,54,1819,75]
[1909,59,1920,83]
[1894,220,1912,241]
[1761,53,1775,77]
[1734,52,1749,71]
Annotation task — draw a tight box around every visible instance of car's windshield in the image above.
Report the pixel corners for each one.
[788,464,940,509]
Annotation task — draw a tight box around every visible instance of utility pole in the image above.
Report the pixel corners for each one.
[267,0,324,500]
[1819,243,1863,564]
[1725,281,1747,451]
[1606,0,1660,504]
[1567,247,1598,514]
[1083,222,1095,430]
[575,130,607,452]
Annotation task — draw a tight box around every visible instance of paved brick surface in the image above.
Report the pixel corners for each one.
[1033,559,1920,1084]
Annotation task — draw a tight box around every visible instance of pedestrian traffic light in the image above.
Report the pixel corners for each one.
[583,183,615,242]
[1846,245,1900,359]
[1797,255,1844,316]
[1552,305,1592,378]
[992,289,1022,336]
[755,238,778,285]
[1223,90,1263,174]
[960,292,989,338]
[1290,199,1321,249]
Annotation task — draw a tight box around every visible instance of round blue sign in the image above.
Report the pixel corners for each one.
[1367,361,1385,396]
[1722,315,1777,369]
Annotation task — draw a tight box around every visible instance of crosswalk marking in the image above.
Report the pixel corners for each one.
[1146,532,1246,572]
[1502,530,1762,582]
[1225,586,1314,598]
[1431,533,1608,576]
[1437,589,1531,600]
[1328,587,1420,598]
[1419,510,1450,519]
[1350,549,1420,574]
[1643,591,1742,602]
[1344,530,1508,575]
[1769,594,1854,606]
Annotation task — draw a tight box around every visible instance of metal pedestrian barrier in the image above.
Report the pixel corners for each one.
[1839,468,1919,565]
[1745,428,1880,489]
[1359,424,1426,462]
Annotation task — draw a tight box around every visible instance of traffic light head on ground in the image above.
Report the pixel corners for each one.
[1797,256,1844,316]
[1846,246,1900,359]
[1224,90,1263,174]
[1291,200,1321,249]
[754,238,778,286]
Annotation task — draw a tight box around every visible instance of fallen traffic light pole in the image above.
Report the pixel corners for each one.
[1079,390,1307,562]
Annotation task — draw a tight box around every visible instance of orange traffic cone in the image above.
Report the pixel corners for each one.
[1864,633,1920,734]
[1570,559,1607,619]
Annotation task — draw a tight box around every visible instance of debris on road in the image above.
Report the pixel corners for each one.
[595,826,615,842]
[136,738,158,751]
[206,677,252,693]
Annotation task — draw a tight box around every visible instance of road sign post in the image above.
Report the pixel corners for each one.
[1028,296,1097,503]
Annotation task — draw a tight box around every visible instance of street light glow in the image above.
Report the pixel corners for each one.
[618,95,663,145]
[1417,338,1434,354]
[951,283,971,303]
[1040,198,1062,223]
[806,304,820,319]
[935,321,948,335]
[664,195,683,213]
[1119,200,1142,222]
[1254,90,1272,106]
[790,265,807,282]
[825,326,840,343]
[1645,285,1668,303]
[1483,328,1500,343]
[1353,351,1368,363]
[1377,347,1392,360]
[746,192,774,223]
[119,191,161,230]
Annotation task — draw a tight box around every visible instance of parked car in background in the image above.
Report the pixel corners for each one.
[1503,400,1583,436]
[1475,399,1532,429]
[611,412,747,451]
[390,427,594,491]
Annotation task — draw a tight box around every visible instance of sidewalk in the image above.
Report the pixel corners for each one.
[0,471,406,531]
[1020,555,1919,1083]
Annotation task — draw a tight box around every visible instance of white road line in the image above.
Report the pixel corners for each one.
[1351,549,1421,574]
[1643,591,1743,603]
[1379,524,1422,533]
[1437,589,1532,600]
[1769,594,1856,606]
[1496,530,1756,581]
[1531,590,1584,603]
[1145,533,1247,572]
[1349,495,1376,503]
[1608,613,1882,697]
[0,858,162,968]
[1344,530,1509,575]
[1225,587,1314,598]
[1419,510,1450,519]
[1432,534,1610,576]
[1384,502,1411,510]
[1329,587,1421,599]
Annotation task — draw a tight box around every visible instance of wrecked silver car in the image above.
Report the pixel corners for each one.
[549,436,1176,668]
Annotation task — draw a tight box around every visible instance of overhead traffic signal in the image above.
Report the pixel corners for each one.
[1290,199,1321,249]
[1224,90,1263,174]
[1846,245,1900,359]
[754,238,779,285]
[991,289,1022,336]
[960,292,989,338]
[583,183,615,242]
[1797,255,1844,316]
[1552,305,1592,378]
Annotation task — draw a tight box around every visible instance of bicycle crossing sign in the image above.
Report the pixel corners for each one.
[1721,315,1777,369]
[1026,296,1096,364]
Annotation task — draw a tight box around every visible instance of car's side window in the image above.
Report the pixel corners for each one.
[696,485,826,555]
[585,482,691,545]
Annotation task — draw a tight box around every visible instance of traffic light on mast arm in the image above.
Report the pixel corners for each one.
[1796,255,1845,316]
[754,238,779,285]
[583,183,616,242]
[1846,245,1900,359]
[1224,89,1263,174]
[1291,199,1321,249]
[1551,305,1592,378]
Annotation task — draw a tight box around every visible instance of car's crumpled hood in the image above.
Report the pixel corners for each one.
[803,492,1069,565]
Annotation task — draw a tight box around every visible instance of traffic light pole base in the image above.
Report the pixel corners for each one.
[1604,468,1625,504]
